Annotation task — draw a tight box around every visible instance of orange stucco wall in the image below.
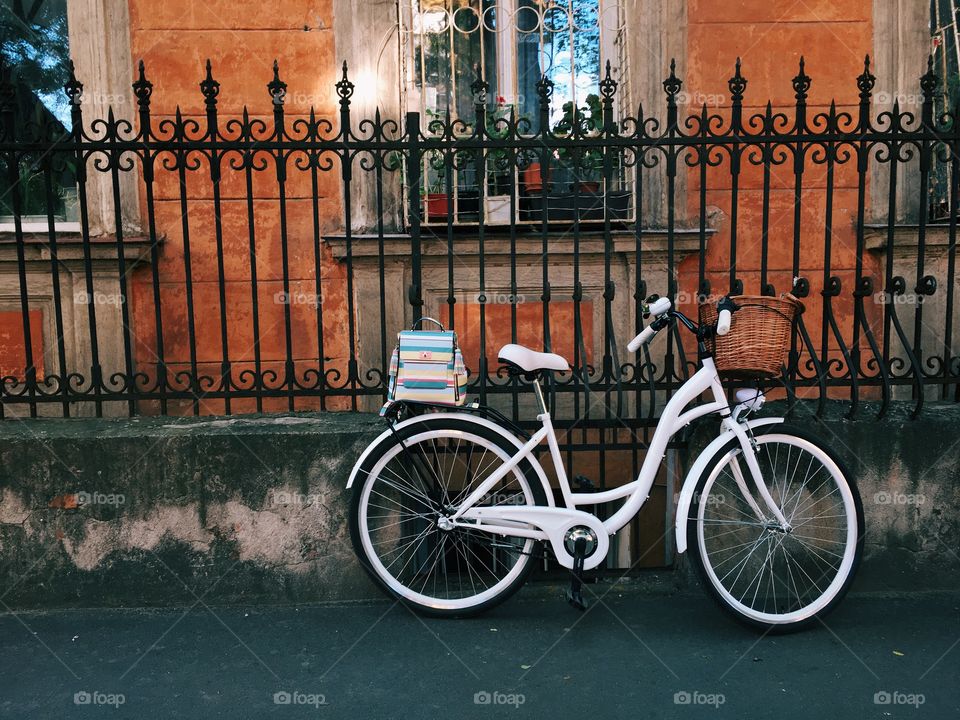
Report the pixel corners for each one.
[126,0,350,413]
[678,0,881,394]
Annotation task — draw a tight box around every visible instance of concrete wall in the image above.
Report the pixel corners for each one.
[0,401,957,609]
[0,413,382,608]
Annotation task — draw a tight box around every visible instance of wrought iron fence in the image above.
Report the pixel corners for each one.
[1,53,958,431]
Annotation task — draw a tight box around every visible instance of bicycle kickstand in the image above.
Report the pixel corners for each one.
[565,536,588,612]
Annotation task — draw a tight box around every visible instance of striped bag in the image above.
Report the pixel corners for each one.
[381,318,468,414]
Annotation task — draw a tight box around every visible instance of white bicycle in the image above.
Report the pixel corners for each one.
[347,296,864,632]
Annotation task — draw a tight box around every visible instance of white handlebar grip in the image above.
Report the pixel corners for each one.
[649,297,672,316]
[627,325,657,352]
[717,308,732,336]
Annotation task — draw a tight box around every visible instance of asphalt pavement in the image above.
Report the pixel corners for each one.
[1,580,957,719]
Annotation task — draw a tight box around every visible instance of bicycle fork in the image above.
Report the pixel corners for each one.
[723,417,791,531]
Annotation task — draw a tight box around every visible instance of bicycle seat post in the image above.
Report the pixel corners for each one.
[531,375,548,415]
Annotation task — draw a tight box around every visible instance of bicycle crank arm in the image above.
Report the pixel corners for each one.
[456,506,610,571]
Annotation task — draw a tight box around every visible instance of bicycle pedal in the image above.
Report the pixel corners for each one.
[565,587,587,611]
[565,535,588,611]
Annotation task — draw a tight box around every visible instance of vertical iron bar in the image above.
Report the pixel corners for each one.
[336,63,359,409]
[943,122,959,399]
[376,110,390,400]
[308,109,327,410]
[66,63,103,416]
[1,75,37,417]
[269,62,296,411]
[883,118,899,384]
[107,107,136,416]
[242,108,264,413]
[174,108,200,415]
[760,102,773,295]
[406,109,423,322]
[202,61,232,414]
[40,154,69,416]
[134,62,167,415]
[728,59,746,295]
[788,58,810,409]
[470,66,488,405]
[914,58,938,391]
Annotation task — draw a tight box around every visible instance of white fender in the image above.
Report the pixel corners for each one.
[674,417,784,554]
[345,412,556,507]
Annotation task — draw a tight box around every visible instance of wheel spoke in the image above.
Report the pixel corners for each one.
[356,427,537,609]
[696,432,859,626]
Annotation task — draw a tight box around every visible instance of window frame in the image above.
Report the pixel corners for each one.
[398,0,631,227]
[0,0,139,237]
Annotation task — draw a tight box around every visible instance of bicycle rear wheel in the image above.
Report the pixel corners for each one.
[688,424,863,633]
[349,417,547,617]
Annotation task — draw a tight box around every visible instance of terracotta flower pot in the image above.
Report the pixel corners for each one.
[521,163,550,193]
[426,193,450,220]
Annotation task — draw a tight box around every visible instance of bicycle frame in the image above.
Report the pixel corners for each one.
[345,355,791,571]
[444,356,790,569]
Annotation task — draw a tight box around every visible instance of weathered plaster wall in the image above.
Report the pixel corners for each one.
[0,402,957,609]
[0,413,382,607]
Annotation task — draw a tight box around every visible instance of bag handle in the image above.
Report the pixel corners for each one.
[410,317,446,331]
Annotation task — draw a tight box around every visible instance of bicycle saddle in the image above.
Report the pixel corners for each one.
[498,344,569,372]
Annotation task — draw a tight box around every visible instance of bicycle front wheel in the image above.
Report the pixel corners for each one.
[349,417,547,617]
[688,424,863,633]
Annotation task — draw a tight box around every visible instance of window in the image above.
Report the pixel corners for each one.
[0,0,78,229]
[931,0,958,220]
[400,0,629,225]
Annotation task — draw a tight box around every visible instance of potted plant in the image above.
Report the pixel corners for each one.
[424,164,451,221]
[528,94,630,222]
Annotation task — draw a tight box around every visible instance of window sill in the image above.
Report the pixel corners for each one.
[0,233,156,270]
[863,223,956,253]
[324,227,712,263]
[0,222,82,234]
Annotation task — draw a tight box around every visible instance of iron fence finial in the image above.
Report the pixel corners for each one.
[662,59,681,100]
[336,61,354,109]
[133,60,153,109]
[64,59,83,107]
[201,59,220,109]
[470,63,488,105]
[792,56,811,102]
[920,54,939,103]
[269,60,287,106]
[729,58,746,103]
[857,55,875,101]
[599,59,617,104]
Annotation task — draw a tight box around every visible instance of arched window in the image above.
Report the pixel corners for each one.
[400,0,625,131]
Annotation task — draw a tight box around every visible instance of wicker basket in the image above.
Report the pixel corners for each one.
[699,294,803,379]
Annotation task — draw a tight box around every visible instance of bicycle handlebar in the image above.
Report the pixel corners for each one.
[716,308,732,336]
[626,294,738,352]
[647,297,672,317]
[627,296,674,351]
[627,325,658,352]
